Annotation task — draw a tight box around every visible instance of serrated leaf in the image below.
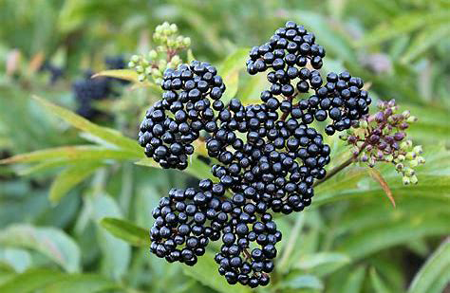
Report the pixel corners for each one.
[100,217,150,247]
[183,252,251,293]
[31,96,141,154]
[49,163,102,203]
[408,239,450,293]
[218,48,249,104]
[0,225,80,272]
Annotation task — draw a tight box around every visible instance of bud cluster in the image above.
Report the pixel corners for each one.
[340,99,425,184]
[128,22,191,84]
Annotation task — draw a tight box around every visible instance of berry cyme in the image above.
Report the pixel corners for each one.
[138,61,226,170]
[138,21,421,288]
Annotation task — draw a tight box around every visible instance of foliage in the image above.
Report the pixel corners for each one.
[0,0,449,292]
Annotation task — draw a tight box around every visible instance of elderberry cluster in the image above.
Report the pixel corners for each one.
[141,21,373,288]
[138,61,225,170]
[73,56,128,119]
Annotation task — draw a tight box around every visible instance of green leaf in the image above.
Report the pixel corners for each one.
[41,273,119,293]
[100,217,150,247]
[0,146,140,165]
[218,48,249,104]
[279,274,324,290]
[337,211,450,260]
[0,248,31,273]
[93,69,139,82]
[49,163,102,203]
[31,96,141,154]
[370,268,392,293]
[408,239,450,293]
[296,252,351,277]
[0,269,118,293]
[87,194,131,280]
[183,252,251,293]
[341,266,366,293]
[0,269,64,293]
[358,10,450,46]
[402,24,450,62]
[0,225,80,272]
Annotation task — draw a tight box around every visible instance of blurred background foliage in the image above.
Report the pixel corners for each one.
[0,0,449,292]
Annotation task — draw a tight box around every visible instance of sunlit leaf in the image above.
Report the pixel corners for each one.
[100,217,150,247]
[87,194,131,280]
[218,48,249,104]
[279,274,324,290]
[0,225,80,273]
[0,269,64,293]
[370,268,392,293]
[408,239,450,293]
[0,146,140,169]
[49,162,103,203]
[31,96,141,154]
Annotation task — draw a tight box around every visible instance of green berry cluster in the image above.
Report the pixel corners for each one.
[128,22,191,84]
[340,99,425,185]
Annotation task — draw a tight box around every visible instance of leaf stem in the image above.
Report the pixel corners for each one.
[314,142,368,187]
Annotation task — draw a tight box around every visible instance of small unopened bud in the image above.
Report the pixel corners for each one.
[148,50,158,59]
[385,136,394,144]
[397,154,405,162]
[402,110,410,119]
[361,154,369,162]
[406,152,416,160]
[348,135,357,144]
[385,154,394,162]
[378,141,387,150]
[417,156,426,164]
[170,23,178,33]
[388,99,396,107]
[183,37,191,47]
[396,163,404,171]
[410,175,418,184]
[399,122,409,130]
[394,132,406,141]
[407,116,418,123]
[384,107,393,117]
[368,157,376,167]
[360,120,368,129]
[131,55,140,63]
[402,176,411,185]
[138,74,146,82]
[409,159,419,168]
[405,168,415,177]
[369,134,380,144]
[413,146,423,154]
[375,112,385,123]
